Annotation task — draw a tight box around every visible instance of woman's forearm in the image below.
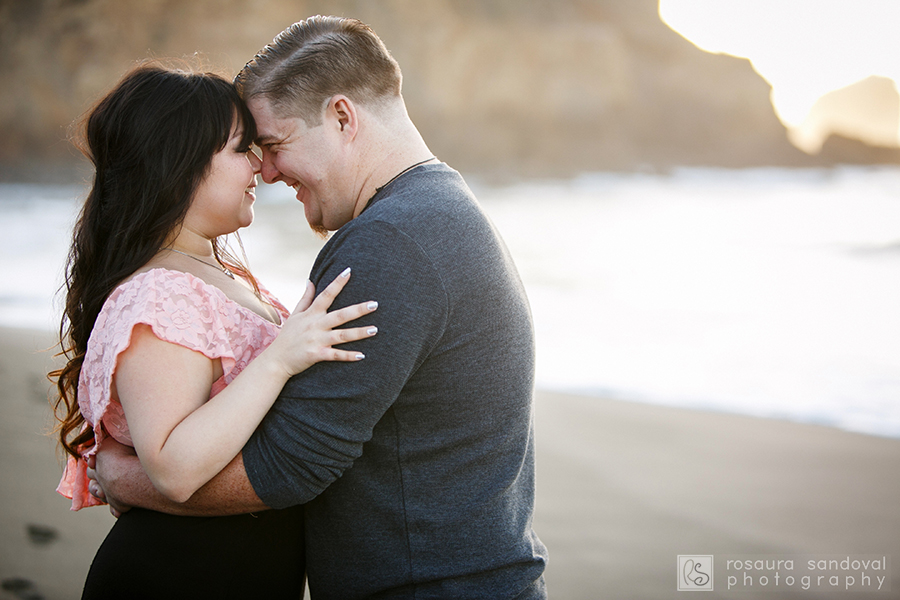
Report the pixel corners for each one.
[118,270,376,504]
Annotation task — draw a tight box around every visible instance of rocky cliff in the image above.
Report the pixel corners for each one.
[0,0,846,181]
[792,76,900,153]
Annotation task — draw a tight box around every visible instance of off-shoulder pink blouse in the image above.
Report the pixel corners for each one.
[56,268,289,510]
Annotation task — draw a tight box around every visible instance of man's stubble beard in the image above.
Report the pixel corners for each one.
[310,223,329,239]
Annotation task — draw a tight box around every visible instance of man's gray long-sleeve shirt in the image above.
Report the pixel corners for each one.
[243,163,547,599]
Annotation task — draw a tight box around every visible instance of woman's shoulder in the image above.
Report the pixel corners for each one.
[115,266,212,296]
[96,267,283,347]
[106,267,239,314]
[93,268,229,343]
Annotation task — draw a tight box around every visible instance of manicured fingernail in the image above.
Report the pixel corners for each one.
[340,267,351,277]
[356,353,366,360]
[367,301,378,310]
[367,327,378,335]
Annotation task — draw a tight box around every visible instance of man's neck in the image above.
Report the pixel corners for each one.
[351,105,434,218]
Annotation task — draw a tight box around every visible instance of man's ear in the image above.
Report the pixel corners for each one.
[328,95,358,138]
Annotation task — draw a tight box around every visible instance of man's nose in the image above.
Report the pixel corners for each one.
[260,153,281,184]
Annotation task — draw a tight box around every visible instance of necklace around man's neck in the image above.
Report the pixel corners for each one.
[162,247,235,279]
[375,156,436,193]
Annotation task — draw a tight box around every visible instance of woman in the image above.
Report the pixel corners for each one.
[51,62,376,598]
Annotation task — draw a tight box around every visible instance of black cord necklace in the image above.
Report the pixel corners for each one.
[375,156,436,193]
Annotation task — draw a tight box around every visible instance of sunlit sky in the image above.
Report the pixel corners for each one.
[659,0,900,149]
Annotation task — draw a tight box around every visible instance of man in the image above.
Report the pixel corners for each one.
[90,16,547,598]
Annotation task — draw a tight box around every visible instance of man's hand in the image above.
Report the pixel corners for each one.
[85,436,269,517]
[86,437,139,518]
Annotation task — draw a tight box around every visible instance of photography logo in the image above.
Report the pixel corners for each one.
[678,555,714,591]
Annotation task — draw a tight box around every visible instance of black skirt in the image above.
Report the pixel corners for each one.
[81,506,305,600]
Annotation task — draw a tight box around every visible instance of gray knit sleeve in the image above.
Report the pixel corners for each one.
[242,220,448,508]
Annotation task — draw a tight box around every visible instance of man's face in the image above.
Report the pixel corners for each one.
[248,97,354,235]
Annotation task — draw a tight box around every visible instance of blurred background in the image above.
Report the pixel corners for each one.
[4,0,900,180]
[1,0,899,434]
[2,2,900,598]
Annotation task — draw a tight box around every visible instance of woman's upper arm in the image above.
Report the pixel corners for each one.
[113,324,217,467]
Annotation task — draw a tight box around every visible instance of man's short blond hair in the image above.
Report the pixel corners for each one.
[235,15,402,125]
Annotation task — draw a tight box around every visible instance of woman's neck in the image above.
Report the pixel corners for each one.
[163,227,215,258]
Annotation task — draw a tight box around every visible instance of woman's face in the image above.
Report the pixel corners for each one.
[184,121,262,239]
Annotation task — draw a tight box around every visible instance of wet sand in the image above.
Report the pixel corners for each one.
[534,388,899,598]
[2,326,898,599]
[0,328,114,600]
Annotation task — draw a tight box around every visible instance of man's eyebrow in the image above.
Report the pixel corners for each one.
[254,134,283,147]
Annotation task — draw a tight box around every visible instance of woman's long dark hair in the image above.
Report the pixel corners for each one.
[51,62,258,459]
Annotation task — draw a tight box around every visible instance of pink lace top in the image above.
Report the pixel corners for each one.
[56,268,289,510]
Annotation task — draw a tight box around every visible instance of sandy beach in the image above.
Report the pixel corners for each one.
[1,326,897,600]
